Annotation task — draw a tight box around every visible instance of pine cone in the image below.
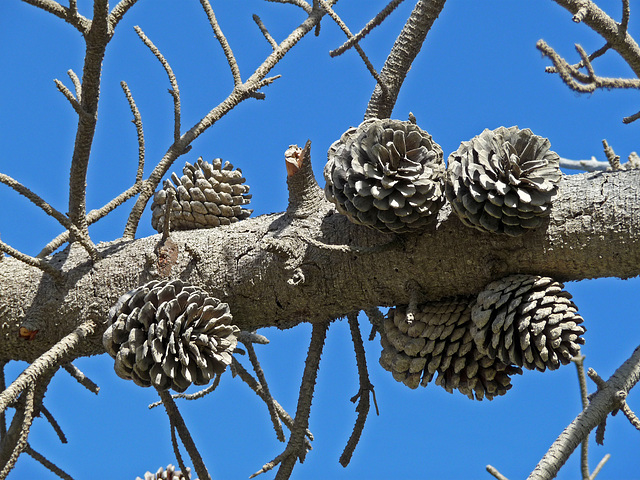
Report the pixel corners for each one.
[103,280,239,392]
[151,158,252,232]
[324,118,445,233]
[471,274,586,372]
[445,126,562,236]
[379,299,522,400]
[136,464,193,480]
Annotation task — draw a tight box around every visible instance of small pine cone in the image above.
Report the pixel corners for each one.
[471,274,586,372]
[379,299,522,400]
[324,118,445,233]
[103,279,239,392]
[151,157,253,232]
[137,465,193,480]
[445,126,562,236]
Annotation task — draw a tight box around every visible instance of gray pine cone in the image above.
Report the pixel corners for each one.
[379,299,522,400]
[151,157,252,232]
[445,126,562,236]
[471,274,586,372]
[136,465,193,480]
[324,118,445,233]
[103,279,239,392]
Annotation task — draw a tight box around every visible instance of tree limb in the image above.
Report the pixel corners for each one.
[20,0,90,33]
[528,345,640,480]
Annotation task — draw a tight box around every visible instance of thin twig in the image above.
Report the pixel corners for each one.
[54,79,88,118]
[339,313,377,467]
[158,389,211,480]
[620,401,640,430]
[39,405,67,444]
[243,341,285,442]
[0,385,36,480]
[200,0,242,86]
[25,445,74,480]
[623,110,640,124]
[62,363,100,394]
[0,239,63,281]
[545,43,611,75]
[253,14,278,50]
[316,0,387,95]
[572,355,590,480]
[67,69,82,102]
[0,320,96,415]
[487,464,510,480]
[589,454,611,480]
[134,26,181,143]
[559,157,610,172]
[148,374,222,409]
[169,421,189,477]
[231,358,313,445]
[120,81,145,182]
[37,181,143,258]
[0,173,100,261]
[620,0,630,34]
[364,307,385,341]
[162,190,175,241]
[330,0,406,57]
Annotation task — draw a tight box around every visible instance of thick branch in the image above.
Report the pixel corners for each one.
[2,170,640,362]
[20,0,90,33]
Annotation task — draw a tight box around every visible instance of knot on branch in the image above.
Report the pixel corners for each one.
[285,141,325,219]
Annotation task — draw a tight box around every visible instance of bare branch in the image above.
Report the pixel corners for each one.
[0,385,36,480]
[243,340,285,442]
[317,0,387,95]
[559,156,610,172]
[487,465,510,480]
[0,361,6,437]
[621,0,630,34]
[120,81,145,182]
[620,401,640,431]
[0,320,96,415]
[108,0,142,30]
[200,0,242,86]
[545,43,611,74]
[253,14,278,50]
[54,79,87,118]
[274,320,330,480]
[602,139,621,170]
[169,422,189,477]
[528,345,640,480]
[339,313,377,467]
[572,355,590,480]
[157,390,211,480]
[62,363,99,394]
[24,445,74,480]
[623,110,640,124]
[365,0,448,119]
[134,26,181,143]
[20,0,90,33]
[0,240,63,281]
[330,0,406,57]
[265,0,312,14]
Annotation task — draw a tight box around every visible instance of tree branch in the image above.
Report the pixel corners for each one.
[20,0,90,33]
[120,81,145,183]
[528,345,640,480]
[200,0,242,86]
[364,0,448,119]
[0,385,36,479]
[0,239,63,281]
[24,445,74,480]
[108,0,142,31]
[62,363,99,395]
[253,14,278,50]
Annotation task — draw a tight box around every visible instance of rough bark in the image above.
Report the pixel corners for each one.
[1,168,639,364]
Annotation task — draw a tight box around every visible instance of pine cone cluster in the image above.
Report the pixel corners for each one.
[445,126,562,236]
[136,465,193,480]
[151,158,252,233]
[103,279,239,392]
[379,299,522,400]
[471,274,585,371]
[324,118,445,233]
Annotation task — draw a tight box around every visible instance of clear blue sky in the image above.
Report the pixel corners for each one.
[1,1,639,479]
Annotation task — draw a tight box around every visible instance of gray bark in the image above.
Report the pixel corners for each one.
[1,168,639,364]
